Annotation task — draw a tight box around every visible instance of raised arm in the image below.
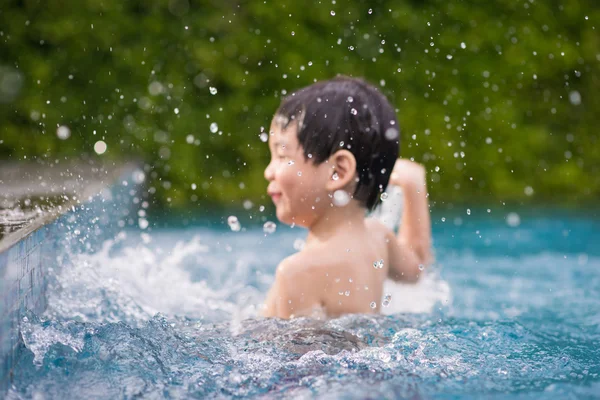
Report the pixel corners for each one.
[386,159,432,282]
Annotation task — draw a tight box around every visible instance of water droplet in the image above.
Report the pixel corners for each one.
[293,238,305,251]
[148,81,163,95]
[350,108,358,115]
[209,86,217,95]
[382,293,392,307]
[506,212,521,227]
[297,171,302,176]
[259,205,265,212]
[94,140,107,155]
[344,290,350,296]
[569,90,581,106]
[259,132,268,142]
[186,134,195,144]
[243,200,253,210]
[466,208,471,215]
[373,259,384,269]
[524,186,534,196]
[288,160,295,166]
[333,190,350,207]
[339,141,344,147]
[332,172,339,181]
[441,217,446,222]
[263,221,277,234]
[347,96,353,103]
[460,42,466,49]
[370,301,377,309]
[418,264,425,271]
[380,192,388,201]
[132,170,145,184]
[56,125,71,140]
[138,218,149,229]
[210,122,218,133]
[330,10,335,16]
[307,153,313,159]
[384,128,398,140]
[368,8,373,14]
[227,215,241,232]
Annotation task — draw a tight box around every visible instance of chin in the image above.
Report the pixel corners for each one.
[275,207,293,225]
[277,208,315,228]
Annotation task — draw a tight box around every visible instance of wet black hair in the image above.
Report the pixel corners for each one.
[274,76,400,211]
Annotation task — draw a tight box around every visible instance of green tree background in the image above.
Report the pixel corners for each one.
[1,0,598,211]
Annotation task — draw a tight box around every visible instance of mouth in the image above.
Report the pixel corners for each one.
[268,192,282,203]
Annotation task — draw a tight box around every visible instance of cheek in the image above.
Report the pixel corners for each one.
[278,167,302,194]
[285,168,327,203]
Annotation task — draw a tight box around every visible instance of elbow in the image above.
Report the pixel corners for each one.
[391,263,423,284]
[405,268,422,284]
[407,252,432,284]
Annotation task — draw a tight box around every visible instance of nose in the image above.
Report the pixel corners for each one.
[264,159,275,182]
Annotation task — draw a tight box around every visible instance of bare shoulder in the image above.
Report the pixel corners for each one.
[272,252,324,318]
[365,217,395,241]
[277,251,317,277]
[274,251,327,294]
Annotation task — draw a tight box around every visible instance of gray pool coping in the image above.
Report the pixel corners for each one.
[0,162,137,253]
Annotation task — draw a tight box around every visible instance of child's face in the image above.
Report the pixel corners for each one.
[264,120,332,227]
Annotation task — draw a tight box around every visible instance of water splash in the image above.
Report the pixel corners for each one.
[8,216,600,399]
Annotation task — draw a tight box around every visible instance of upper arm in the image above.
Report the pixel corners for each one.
[386,229,430,283]
[366,218,421,283]
[266,256,322,319]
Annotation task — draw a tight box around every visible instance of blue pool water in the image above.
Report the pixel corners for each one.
[6,209,600,399]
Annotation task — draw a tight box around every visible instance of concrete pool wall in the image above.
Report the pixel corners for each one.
[0,163,142,392]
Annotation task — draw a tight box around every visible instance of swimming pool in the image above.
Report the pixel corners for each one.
[6,208,600,399]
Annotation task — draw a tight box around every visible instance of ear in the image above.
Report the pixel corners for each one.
[325,149,357,191]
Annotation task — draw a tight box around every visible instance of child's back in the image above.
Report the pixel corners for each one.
[282,219,389,317]
[261,77,431,319]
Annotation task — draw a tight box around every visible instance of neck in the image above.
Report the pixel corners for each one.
[306,200,366,244]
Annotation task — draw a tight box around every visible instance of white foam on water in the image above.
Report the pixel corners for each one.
[381,271,452,315]
[47,226,452,329]
[20,319,85,366]
[47,233,266,325]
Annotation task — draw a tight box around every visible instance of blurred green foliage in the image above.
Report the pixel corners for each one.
[1,0,598,210]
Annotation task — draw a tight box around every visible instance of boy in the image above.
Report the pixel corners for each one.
[262,76,431,319]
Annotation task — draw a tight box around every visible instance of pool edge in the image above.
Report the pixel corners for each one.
[0,164,142,393]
